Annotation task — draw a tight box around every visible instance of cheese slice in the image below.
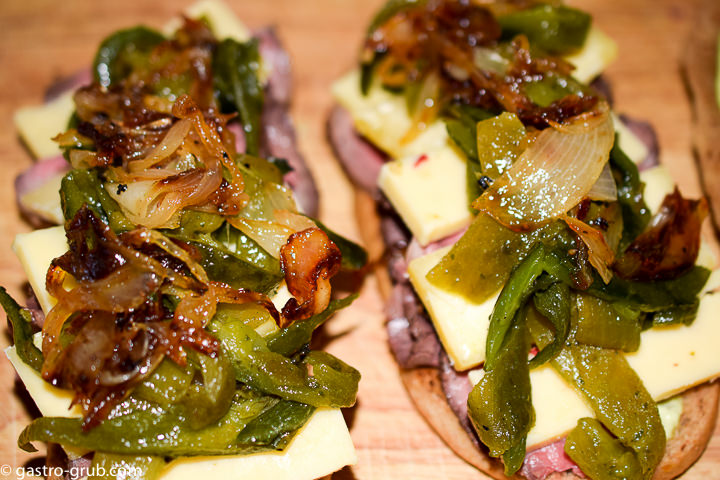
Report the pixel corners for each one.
[160,409,355,480]
[12,226,69,314]
[379,148,472,246]
[564,27,618,84]
[408,246,498,370]
[332,71,452,159]
[5,344,355,479]
[14,91,74,160]
[19,172,66,226]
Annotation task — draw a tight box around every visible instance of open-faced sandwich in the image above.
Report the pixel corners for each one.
[4,1,366,479]
[329,0,720,478]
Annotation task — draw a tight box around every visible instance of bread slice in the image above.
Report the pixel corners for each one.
[354,184,720,480]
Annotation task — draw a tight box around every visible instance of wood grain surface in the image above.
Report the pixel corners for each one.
[0,0,717,479]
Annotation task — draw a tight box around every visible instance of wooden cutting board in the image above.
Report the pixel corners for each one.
[0,0,717,478]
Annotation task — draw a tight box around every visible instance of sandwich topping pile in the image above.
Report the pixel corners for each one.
[4,4,364,479]
[331,0,720,478]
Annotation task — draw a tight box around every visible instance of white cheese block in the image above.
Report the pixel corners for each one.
[5,344,355,479]
[14,91,74,160]
[332,70,451,159]
[12,226,69,314]
[6,342,81,418]
[19,172,66,226]
[564,27,618,84]
[626,269,720,400]
[614,113,649,165]
[640,164,675,214]
[408,246,498,370]
[379,148,472,246]
[160,408,355,480]
[163,0,251,42]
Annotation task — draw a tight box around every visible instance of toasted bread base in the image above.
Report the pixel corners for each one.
[354,187,720,480]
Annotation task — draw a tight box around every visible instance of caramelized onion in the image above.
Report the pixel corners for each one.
[614,189,708,281]
[564,215,615,283]
[472,106,614,231]
[280,228,342,327]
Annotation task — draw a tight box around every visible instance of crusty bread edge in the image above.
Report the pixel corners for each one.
[354,188,720,480]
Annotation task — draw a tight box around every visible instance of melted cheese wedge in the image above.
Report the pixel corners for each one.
[14,91,74,159]
[564,27,618,83]
[408,246,498,370]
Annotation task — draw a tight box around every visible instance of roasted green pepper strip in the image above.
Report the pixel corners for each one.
[213,39,264,155]
[236,400,314,448]
[443,104,495,208]
[265,295,357,356]
[485,243,568,370]
[132,358,194,406]
[182,233,281,294]
[428,218,571,305]
[609,142,651,250]
[60,168,134,233]
[92,26,165,88]
[181,351,237,430]
[524,74,586,108]
[565,417,643,480]
[468,309,533,475]
[210,319,360,407]
[574,294,642,352]
[589,265,710,313]
[650,304,699,327]
[529,281,570,368]
[0,287,43,371]
[88,453,165,480]
[498,5,591,54]
[553,344,665,478]
[19,393,283,456]
[475,112,526,180]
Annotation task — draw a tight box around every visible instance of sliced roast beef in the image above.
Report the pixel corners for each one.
[44,69,91,103]
[15,154,70,227]
[328,105,387,192]
[439,352,479,445]
[521,438,585,480]
[255,27,319,217]
[386,283,442,369]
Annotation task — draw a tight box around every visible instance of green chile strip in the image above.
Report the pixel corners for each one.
[468,310,533,475]
[485,243,566,370]
[565,418,643,480]
[210,319,360,408]
[0,288,43,372]
[19,395,281,456]
[554,344,665,479]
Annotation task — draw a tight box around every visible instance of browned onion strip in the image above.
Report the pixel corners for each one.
[279,227,342,327]
[614,189,708,281]
[127,118,192,173]
[173,95,248,210]
[472,106,614,231]
[563,215,615,284]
